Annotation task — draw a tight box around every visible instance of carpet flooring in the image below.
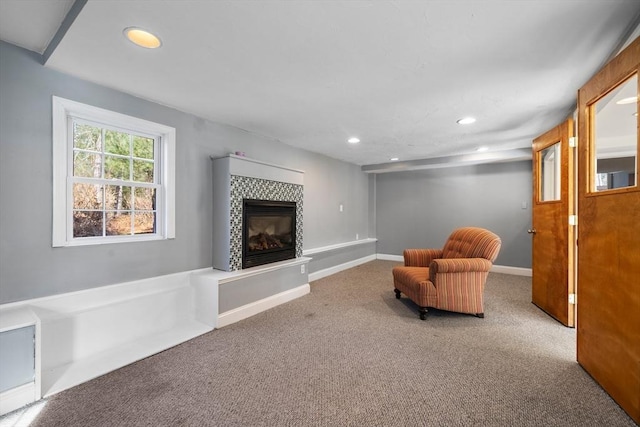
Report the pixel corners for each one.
[4,260,636,426]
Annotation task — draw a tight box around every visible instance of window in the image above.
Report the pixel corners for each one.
[539,141,561,201]
[591,73,637,192]
[52,97,175,246]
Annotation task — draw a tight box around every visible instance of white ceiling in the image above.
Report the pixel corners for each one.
[1,0,639,167]
[0,0,74,54]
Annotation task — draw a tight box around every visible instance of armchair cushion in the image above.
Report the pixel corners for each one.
[441,227,501,261]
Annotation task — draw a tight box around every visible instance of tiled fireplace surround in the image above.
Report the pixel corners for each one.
[212,154,304,271]
[229,176,303,270]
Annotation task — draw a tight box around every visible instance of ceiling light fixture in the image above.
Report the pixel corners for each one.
[476,146,489,152]
[124,27,162,49]
[347,137,360,144]
[457,117,476,125]
[616,96,637,105]
[390,157,399,161]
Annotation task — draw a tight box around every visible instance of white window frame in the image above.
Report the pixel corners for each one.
[52,96,175,247]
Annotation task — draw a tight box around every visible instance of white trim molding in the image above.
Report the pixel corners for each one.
[0,383,37,416]
[376,254,532,276]
[490,265,532,276]
[218,257,311,284]
[218,284,310,328]
[376,254,403,262]
[303,238,377,256]
[309,254,377,282]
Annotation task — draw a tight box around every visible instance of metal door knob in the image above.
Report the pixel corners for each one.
[527,229,537,234]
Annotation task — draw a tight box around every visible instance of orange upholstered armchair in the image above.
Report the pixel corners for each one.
[392,227,501,320]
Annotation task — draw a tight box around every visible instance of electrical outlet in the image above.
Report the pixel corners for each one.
[339,204,343,212]
[356,234,359,240]
[301,264,305,274]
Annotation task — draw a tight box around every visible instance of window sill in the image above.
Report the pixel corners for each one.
[53,234,171,248]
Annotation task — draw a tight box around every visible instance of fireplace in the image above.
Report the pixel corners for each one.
[242,199,296,268]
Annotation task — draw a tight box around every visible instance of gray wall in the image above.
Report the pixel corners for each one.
[0,41,370,303]
[307,240,377,275]
[375,161,533,268]
[219,263,308,313]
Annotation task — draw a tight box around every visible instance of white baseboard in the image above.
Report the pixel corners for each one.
[0,383,36,416]
[308,254,377,282]
[491,265,532,276]
[376,254,403,262]
[217,284,310,328]
[375,254,531,277]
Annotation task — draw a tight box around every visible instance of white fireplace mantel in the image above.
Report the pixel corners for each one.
[213,154,304,185]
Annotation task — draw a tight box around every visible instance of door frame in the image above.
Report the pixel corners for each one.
[531,119,575,327]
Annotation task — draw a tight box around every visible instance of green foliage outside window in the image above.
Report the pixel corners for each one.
[72,122,156,238]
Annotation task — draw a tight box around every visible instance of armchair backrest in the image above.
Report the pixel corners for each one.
[441,227,501,262]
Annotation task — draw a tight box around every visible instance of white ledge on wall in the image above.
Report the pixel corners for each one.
[376,254,532,277]
[303,238,377,256]
[217,257,312,284]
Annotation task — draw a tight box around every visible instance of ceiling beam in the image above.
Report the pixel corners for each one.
[361,148,532,174]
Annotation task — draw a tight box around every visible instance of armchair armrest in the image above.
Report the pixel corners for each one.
[429,258,493,315]
[429,258,493,274]
[403,249,443,267]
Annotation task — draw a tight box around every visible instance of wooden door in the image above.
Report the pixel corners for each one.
[577,37,640,423]
[531,120,575,327]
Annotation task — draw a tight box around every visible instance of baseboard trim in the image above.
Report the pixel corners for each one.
[217,284,310,328]
[491,265,532,276]
[309,254,377,282]
[375,254,531,277]
[376,254,403,262]
[0,383,35,416]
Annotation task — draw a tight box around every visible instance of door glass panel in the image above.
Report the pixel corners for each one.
[540,142,561,201]
[592,74,638,192]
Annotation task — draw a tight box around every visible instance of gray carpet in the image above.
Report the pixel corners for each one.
[9,260,637,426]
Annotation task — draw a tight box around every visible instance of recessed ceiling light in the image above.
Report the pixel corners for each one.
[124,27,162,49]
[634,112,639,117]
[390,157,399,161]
[457,117,476,125]
[476,146,489,152]
[347,137,360,144]
[616,96,637,105]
